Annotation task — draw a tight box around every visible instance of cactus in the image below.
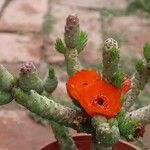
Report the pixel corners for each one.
[0,14,150,150]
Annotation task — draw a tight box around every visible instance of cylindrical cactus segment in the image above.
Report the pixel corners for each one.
[64,14,80,49]
[19,62,43,93]
[92,116,120,147]
[0,65,14,91]
[102,38,120,83]
[0,90,13,105]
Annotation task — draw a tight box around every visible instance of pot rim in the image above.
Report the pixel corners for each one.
[40,135,140,150]
[114,139,140,150]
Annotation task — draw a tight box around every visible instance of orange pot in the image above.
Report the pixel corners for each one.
[40,135,139,150]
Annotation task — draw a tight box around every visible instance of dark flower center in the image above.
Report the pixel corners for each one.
[97,98,104,105]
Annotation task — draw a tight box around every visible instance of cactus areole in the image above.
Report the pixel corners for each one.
[66,70,131,118]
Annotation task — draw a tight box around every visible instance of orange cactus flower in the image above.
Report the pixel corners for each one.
[66,70,131,118]
[66,70,101,100]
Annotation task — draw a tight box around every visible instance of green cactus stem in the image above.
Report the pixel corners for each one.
[0,90,12,105]
[48,96,80,150]
[64,14,80,49]
[102,38,120,83]
[51,121,77,150]
[43,66,58,93]
[123,61,150,110]
[91,134,112,150]
[19,62,43,93]
[64,15,82,76]
[117,111,138,140]
[30,85,77,150]
[12,88,89,132]
[55,14,87,116]
[48,95,81,111]
[65,48,81,76]
[55,14,88,76]
[46,96,78,150]
[126,104,150,125]
[0,65,14,104]
[30,113,77,150]
[92,116,120,147]
[0,65,14,91]
[112,71,125,88]
[42,11,75,147]
[124,43,150,110]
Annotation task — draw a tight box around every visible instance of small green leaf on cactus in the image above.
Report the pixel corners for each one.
[113,71,125,88]
[119,118,137,140]
[110,47,119,59]
[49,65,55,78]
[44,66,58,93]
[144,41,150,61]
[117,110,126,125]
[76,31,88,53]
[136,59,145,72]
[55,38,66,54]
[117,111,138,140]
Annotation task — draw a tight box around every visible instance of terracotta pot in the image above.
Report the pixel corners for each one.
[41,135,139,150]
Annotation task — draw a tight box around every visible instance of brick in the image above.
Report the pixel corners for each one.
[0,33,43,64]
[0,0,48,32]
[109,16,150,55]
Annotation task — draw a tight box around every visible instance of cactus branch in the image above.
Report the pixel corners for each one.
[126,105,150,125]
[12,88,89,132]
[51,121,78,150]
[0,90,12,105]
[0,64,14,91]
[91,116,120,147]
[102,38,125,87]
[65,48,82,76]
[41,65,76,150]
[123,43,150,110]
[102,38,120,82]
[56,14,86,76]
[42,6,77,148]
[123,58,150,111]
[0,65,14,104]
[30,113,78,150]
[19,62,43,93]
[64,15,82,76]
[91,134,112,150]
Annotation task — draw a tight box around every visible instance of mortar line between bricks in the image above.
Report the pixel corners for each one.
[0,30,42,34]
